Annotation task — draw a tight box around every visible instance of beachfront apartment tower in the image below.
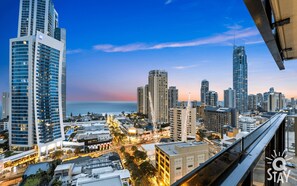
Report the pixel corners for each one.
[9,0,65,154]
[148,70,168,124]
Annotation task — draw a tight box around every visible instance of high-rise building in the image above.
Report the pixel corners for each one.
[148,70,168,123]
[248,94,257,111]
[263,92,269,102]
[224,88,236,108]
[144,84,149,115]
[155,141,209,186]
[233,46,248,113]
[2,92,10,119]
[168,86,178,109]
[256,93,263,106]
[200,80,209,104]
[262,88,286,112]
[170,107,196,142]
[18,0,59,38]
[205,91,218,106]
[54,28,66,119]
[203,107,238,138]
[137,87,144,114]
[291,98,296,107]
[265,92,285,112]
[9,0,65,153]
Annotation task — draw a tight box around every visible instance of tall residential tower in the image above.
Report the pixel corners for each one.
[224,88,236,108]
[9,0,66,153]
[148,70,168,124]
[233,46,248,113]
[168,86,178,109]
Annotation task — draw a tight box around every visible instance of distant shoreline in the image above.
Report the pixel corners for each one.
[66,101,137,116]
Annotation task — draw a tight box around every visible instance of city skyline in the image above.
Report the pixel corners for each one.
[1,0,297,103]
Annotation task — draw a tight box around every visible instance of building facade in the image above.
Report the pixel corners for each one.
[205,91,218,107]
[233,46,248,113]
[137,87,144,114]
[257,93,263,106]
[248,94,257,111]
[155,141,209,186]
[200,80,209,104]
[168,86,178,109]
[2,92,9,119]
[54,28,66,119]
[9,0,65,153]
[148,70,168,123]
[238,116,256,133]
[170,107,196,142]
[203,107,238,137]
[224,88,236,108]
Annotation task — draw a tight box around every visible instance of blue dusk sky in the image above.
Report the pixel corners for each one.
[0,0,296,102]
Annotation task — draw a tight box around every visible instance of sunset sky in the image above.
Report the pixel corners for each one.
[0,0,296,103]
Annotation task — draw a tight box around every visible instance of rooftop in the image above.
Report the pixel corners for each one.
[204,106,232,112]
[0,149,36,162]
[55,163,74,172]
[156,141,207,156]
[76,175,122,186]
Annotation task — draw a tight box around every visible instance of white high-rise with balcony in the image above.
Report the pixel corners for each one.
[9,0,66,154]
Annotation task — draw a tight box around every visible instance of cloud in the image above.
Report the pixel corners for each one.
[226,24,242,30]
[165,0,173,5]
[245,40,264,45]
[66,49,83,54]
[173,64,199,70]
[93,26,261,53]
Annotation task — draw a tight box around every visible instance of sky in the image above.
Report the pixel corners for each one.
[0,0,296,103]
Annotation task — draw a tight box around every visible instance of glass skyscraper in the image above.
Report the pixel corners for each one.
[233,46,248,113]
[9,0,66,154]
[200,79,209,104]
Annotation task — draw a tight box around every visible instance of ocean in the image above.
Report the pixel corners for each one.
[0,102,137,118]
[66,101,137,116]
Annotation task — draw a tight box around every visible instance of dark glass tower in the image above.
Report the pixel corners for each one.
[200,80,209,104]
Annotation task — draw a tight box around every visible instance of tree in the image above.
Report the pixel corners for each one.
[133,150,147,161]
[70,112,73,117]
[66,150,72,155]
[120,146,125,153]
[51,150,63,159]
[131,146,138,152]
[74,147,81,155]
[52,179,62,186]
[140,161,156,178]
[4,151,14,157]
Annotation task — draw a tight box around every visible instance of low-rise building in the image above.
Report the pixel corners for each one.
[54,153,130,186]
[155,141,209,186]
[0,149,38,172]
[141,143,159,166]
[63,122,112,152]
[238,116,257,132]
